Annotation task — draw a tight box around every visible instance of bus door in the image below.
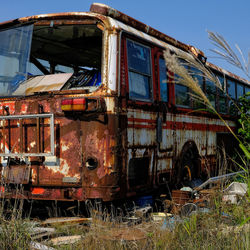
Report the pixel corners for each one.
[123,37,156,193]
[155,54,175,184]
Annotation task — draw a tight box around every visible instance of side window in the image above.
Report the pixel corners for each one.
[217,75,227,113]
[191,67,204,108]
[206,79,216,108]
[227,79,236,99]
[245,87,250,99]
[159,57,168,102]
[175,84,189,106]
[175,61,190,107]
[237,83,244,99]
[191,67,203,88]
[127,39,152,101]
[227,79,236,114]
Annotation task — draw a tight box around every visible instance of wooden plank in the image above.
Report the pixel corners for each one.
[41,217,92,226]
[50,235,82,246]
[30,227,56,240]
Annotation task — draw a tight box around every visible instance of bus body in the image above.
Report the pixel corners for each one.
[0,3,249,202]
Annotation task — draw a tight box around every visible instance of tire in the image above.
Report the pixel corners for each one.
[179,146,199,187]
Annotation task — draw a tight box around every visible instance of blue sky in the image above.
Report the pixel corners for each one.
[1,0,249,79]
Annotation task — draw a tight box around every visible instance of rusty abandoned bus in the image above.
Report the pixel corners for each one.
[0,3,249,203]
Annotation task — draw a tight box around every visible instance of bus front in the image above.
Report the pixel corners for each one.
[0,13,120,202]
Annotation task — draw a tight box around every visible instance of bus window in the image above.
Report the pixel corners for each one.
[0,25,33,96]
[227,79,236,99]
[227,79,236,114]
[127,39,152,101]
[159,57,168,102]
[246,87,250,94]
[175,60,190,107]
[245,87,250,99]
[191,67,203,87]
[237,83,244,99]
[175,84,189,106]
[206,79,216,108]
[191,67,204,108]
[217,75,227,113]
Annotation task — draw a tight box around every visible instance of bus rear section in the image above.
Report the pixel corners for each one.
[0,14,120,202]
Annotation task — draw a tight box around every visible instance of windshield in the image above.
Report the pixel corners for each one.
[0,23,102,96]
[0,25,33,96]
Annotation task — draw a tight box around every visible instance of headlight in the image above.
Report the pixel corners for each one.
[86,157,98,170]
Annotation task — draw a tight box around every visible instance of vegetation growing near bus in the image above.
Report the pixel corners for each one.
[0,198,32,249]
[208,31,250,80]
[208,31,250,156]
[237,93,250,152]
[164,32,250,161]
[164,31,250,202]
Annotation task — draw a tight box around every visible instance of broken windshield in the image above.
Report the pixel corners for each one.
[0,24,33,96]
[0,23,102,96]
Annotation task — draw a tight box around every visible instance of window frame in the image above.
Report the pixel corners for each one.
[158,56,168,103]
[174,60,191,108]
[126,38,153,102]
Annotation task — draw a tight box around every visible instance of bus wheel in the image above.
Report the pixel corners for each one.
[179,146,199,187]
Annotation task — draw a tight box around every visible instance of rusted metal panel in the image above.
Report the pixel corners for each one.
[2,164,30,184]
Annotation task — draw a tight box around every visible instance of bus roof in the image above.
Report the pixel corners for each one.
[90,3,250,86]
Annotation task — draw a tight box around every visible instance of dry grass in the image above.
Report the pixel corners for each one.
[208,31,250,79]
[0,186,249,249]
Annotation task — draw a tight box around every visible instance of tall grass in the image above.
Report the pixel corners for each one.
[163,48,249,159]
[164,30,250,162]
[0,185,32,250]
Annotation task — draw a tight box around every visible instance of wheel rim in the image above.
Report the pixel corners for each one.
[183,165,192,182]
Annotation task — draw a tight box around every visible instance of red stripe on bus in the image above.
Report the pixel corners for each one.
[162,123,234,132]
[128,124,156,129]
[128,118,235,132]
[127,117,156,123]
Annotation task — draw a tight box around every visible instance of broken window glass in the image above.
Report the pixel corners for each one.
[0,24,33,96]
[127,39,152,101]
[0,23,103,96]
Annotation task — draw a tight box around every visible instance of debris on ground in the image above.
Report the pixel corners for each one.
[151,212,172,222]
[30,227,56,240]
[134,205,152,218]
[50,235,82,246]
[30,241,55,250]
[124,216,142,226]
[27,173,248,248]
[222,182,248,204]
[171,190,192,205]
[41,217,92,226]
[195,171,245,191]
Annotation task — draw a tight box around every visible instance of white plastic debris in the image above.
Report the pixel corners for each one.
[222,182,247,204]
[224,182,247,196]
[180,186,193,192]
